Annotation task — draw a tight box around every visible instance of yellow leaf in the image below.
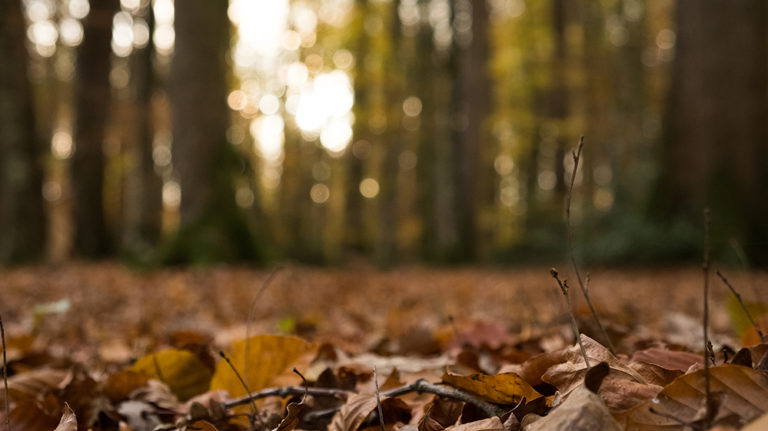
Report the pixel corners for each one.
[441,369,543,405]
[129,349,212,401]
[727,295,768,338]
[209,335,312,397]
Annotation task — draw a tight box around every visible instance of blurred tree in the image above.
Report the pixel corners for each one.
[165,0,258,263]
[0,0,47,262]
[123,5,162,255]
[345,0,371,256]
[654,0,768,264]
[71,0,119,257]
[376,0,404,265]
[447,0,491,260]
[548,0,568,200]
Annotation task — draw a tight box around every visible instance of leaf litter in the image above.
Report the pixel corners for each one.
[1,264,768,430]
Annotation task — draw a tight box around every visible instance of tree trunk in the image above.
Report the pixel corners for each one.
[166,0,258,263]
[655,0,768,264]
[123,5,162,254]
[71,0,119,257]
[0,0,47,262]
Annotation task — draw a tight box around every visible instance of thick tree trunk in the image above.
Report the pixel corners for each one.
[166,0,257,263]
[655,0,768,264]
[0,0,47,262]
[71,0,119,257]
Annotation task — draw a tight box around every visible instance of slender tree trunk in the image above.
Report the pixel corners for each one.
[71,0,119,257]
[124,5,162,253]
[655,0,768,264]
[0,0,47,262]
[346,0,371,255]
[550,0,569,200]
[376,0,404,265]
[166,0,257,263]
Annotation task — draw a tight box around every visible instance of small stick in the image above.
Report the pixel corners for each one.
[550,268,590,367]
[716,269,766,343]
[373,366,385,431]
[292,368,309,403]
[1,313,9,431]
[702,208,712,428]
[219,350,259,422]
[227,379,506,420]
[564,137,616,355]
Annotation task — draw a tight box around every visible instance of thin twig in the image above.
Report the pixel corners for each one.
[152,354,166,383]
[245,265,284,383]
[218,350,259,421]
[225,386,355,410]
[563,137,616,355]
[716,269,766,343]
[550,268,590,367]
[702,208,712,428]
[373,366,385,431]
[1,314,9,431]
[293,368,309,404]
[227,379,506,420]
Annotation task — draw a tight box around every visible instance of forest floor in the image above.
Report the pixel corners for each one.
[2,263,768,430]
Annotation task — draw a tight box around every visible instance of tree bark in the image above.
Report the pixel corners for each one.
[166,0,258,263]
[123,5,162,253]
[655,0,768,264]
[71,0,119,257]
[0,0,47,262]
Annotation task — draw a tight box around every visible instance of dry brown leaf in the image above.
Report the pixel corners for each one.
[272,401,305,431]
[631,347,703,372]
[444,416,504,431]
[7,399,60,431]
[209,335,312,397]
[183,420,219,431]
[418,397,463,431]
[129,349,212,401]
[524,385,621,431]
[442,369,543,405]
[619,364,768,430]
[328,393,379,431]
[104,370,149,403]
[743,411,768,431]
[53,403,77,431]
[541,335,660,411]
[0,368,72,405]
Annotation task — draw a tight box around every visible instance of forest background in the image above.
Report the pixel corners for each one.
[1,0,767,268]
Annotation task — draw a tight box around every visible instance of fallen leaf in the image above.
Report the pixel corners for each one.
[541,335,660,411]
[104,370,149,403]
[129,349,212,400]
[524,385,621,431]
[743,411,768,431]
[7,399,60,431]
[0,368,72,405]
[631,347,703,372]
[442,369,542,405]
[619,364,768,430]
[209,335,312,397]
[53,403,77,431]
[272,401,305,431]
[444,416,504,431]
[418,397,463,430]
[328,393,379,431]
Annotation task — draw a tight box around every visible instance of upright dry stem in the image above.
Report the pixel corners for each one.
[373,366,386,431]
[1,314,9,431]
[564,137,616,355]
[218,350,259,422]
[702,208,712,428]
[716,269,766,343]
[245,265,284,383]
[550,268,590,367]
